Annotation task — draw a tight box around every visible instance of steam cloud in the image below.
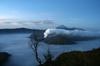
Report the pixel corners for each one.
[44,29,100,38]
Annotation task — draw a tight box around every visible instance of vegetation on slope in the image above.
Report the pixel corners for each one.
[42,48,100,66]
[53,48,100,66]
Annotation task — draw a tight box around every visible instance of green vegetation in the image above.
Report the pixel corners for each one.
[42,48,100,66]
[53,48,100,66]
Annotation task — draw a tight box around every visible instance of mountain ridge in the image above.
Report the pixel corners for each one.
[0,28,43,34]
[56,25,84,31]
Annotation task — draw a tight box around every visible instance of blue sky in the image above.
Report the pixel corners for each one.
[0,0,100,29]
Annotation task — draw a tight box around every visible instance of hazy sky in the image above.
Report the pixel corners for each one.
[0,0,100,29]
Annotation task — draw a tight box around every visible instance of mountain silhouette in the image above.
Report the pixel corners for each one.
[0,28,36,34]
[56,25,84,31]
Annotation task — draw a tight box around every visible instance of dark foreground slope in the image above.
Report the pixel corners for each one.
[53,48,100,66]
[0,52,11,66]
[42,48,100,66]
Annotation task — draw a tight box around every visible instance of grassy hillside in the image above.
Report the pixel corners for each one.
[42,48,100,66]
[53,48,100,66]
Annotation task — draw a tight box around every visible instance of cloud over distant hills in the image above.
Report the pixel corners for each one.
[0,20,58,29]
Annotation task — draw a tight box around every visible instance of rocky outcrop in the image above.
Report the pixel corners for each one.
[44,35,76,44]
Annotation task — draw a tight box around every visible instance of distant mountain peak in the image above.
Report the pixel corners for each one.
[56,25,84,31]
[56,25,68,29]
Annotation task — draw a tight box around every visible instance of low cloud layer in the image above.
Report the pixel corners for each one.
[0,20,58,29]
[44,29,100,38]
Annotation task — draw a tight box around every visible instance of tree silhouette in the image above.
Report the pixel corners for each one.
[28,32,53,66]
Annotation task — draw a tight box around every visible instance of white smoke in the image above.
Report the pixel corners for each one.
[44,29,100,38]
